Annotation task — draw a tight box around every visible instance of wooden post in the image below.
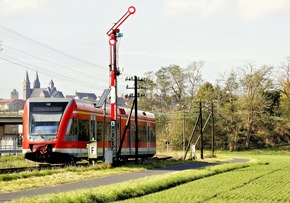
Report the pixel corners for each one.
[200,101,204,160]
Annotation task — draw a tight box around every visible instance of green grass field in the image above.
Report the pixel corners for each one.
[119,154,290,203]
[3,146,290,203]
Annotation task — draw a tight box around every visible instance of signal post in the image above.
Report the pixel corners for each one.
[106,6,136,162]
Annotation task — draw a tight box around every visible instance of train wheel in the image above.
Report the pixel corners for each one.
[67,156,76,166]
[122,157,129,163]
[140,157,149,164]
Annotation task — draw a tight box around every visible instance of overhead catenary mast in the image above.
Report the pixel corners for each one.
[106,6,136,161]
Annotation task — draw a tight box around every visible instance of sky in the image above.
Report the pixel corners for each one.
[0,0,290,99]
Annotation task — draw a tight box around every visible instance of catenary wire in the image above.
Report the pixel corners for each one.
[0,25,131,93]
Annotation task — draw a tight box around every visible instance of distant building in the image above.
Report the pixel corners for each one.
[74,92,97,101]
[65,92,126,106]
[0,99,25,111]
[10,89,19,99]
[23,71,64,100]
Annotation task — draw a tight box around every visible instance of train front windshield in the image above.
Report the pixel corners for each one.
[29,102,68,135]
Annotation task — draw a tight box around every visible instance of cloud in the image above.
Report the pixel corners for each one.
[164,0,227,21]
[164,0,290,22]
[237,0,289,20]
[0,0,48,16]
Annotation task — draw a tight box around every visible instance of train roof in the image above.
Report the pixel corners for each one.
[26,97,73,103]
[25,98,155,120]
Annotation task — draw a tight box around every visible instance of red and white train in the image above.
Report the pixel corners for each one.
[22,98,156,163]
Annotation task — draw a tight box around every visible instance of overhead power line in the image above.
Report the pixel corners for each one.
[0,54,101,89]
[0,25,107,71]
[0,24,130,93]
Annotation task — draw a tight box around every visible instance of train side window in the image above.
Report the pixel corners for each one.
[106,121,111,142]
[116,123,120,142]
[78,119,90,141]
[66,119,72,135]
[130,124,135,141]
[68,119,78,136]
[105,122,120,142]
[139,126,146,142]
[96,121,103,142]
[90,119,96,141]
[150,126,156,142]
[146,125,150,143]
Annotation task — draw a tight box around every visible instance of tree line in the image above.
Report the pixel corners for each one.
[134,57,290,151]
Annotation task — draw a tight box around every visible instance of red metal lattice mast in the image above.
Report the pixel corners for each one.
[106,6,136,160]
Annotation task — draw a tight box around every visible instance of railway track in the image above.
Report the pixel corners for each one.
[0,155,172,174]
[0,166,38,174]
[0,163,89,174]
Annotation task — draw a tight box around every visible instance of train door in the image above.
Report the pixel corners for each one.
[90,115,96,141]
[127,122,131,155]
[146,122,150,153]
[130,123,135,155]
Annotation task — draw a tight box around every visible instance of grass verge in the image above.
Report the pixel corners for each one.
[0,155,38,168]
[10,158,259,203]
[0,159,192,193]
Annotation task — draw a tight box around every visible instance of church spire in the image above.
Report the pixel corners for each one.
[25,71,30,83]
[33,71,40,88]
[23,71,31,100]
[49,79,54,89]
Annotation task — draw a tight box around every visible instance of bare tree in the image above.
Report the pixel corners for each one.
[167,65,187,103]
[239,63,273,149]
[138,71,157,111]
[276,57,290,119]
[218,70,241,151]
[278,56,290,98]
[155,67,172,108]
[185,61,203,101]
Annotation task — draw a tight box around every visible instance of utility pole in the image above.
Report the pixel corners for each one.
[200,101,204,160]
[211,101,215,156]
[106,6,136,161]
[134,76,138,163]
[126,76,146,163]
[182,106,185,153]
[183,101,215,160]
